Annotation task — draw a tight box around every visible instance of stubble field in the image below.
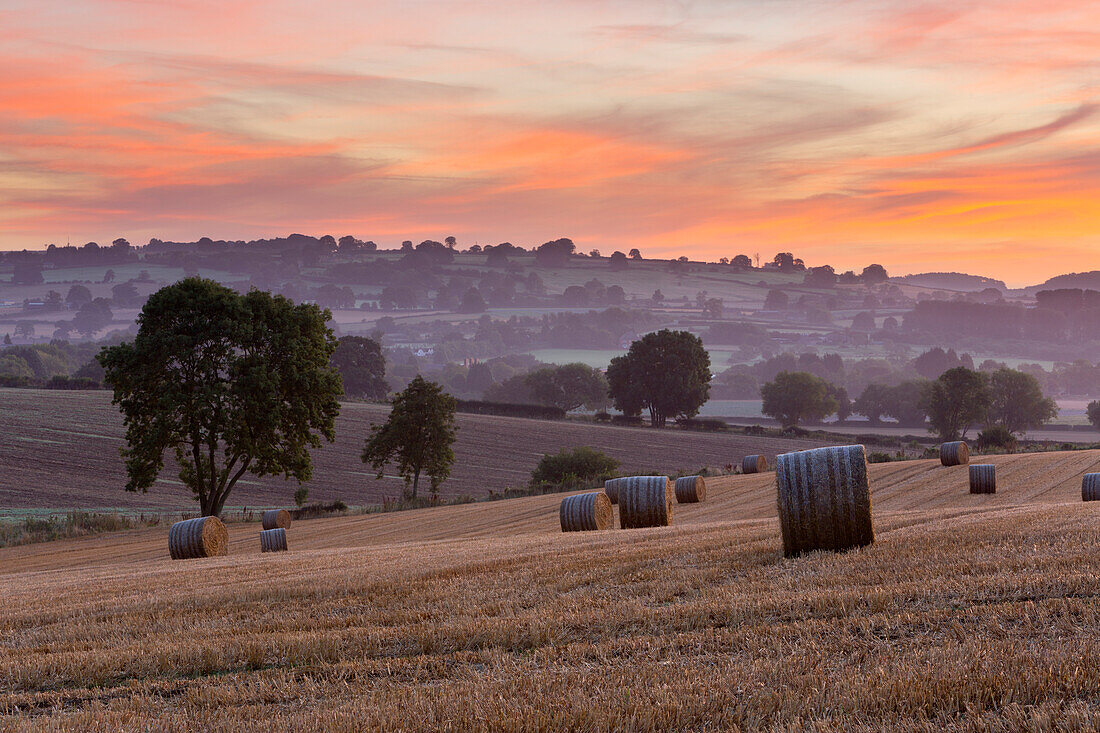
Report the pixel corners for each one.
[4,450,1100,730]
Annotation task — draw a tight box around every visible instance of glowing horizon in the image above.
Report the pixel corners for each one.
[2,0,1099,287]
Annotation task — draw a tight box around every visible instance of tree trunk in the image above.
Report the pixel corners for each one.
[411,469,420,499]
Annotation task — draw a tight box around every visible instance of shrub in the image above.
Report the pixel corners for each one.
[530,447,620,488]
[454,399,565,420]
[675,417,728,432]
[594,411,611,423]
[45,375,102,390]
[290,500,349,520]
[743,424,767,436]
[977,425,1017,451]
[868,452,894,463]
[294,487,309,507]
[610,414,644,426]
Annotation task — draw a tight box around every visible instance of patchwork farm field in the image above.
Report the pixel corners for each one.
[0,390,831,512]
[4,451,1100,729]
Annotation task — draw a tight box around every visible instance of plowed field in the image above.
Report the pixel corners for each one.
[0,389,830,510]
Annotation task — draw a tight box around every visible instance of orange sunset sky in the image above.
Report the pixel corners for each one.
[1,0,1099,286]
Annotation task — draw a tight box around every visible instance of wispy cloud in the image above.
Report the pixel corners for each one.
[0,0,1098,284]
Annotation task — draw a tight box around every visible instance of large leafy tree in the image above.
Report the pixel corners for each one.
[853,383,892,424]
[524,363,609,412]
[362,376,457,498]
[919,366,990,441]
[330,335,389,399]
[987,367,1057,435]
[606,329,711,427]
[760,371,839,428]
[97,278,342,516]
[883,380,929,427]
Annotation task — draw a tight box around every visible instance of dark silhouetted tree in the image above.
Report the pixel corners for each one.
[760,371,838,428]
[97,278,342,516]
[361,376,456,499]
[331,335,388,400]
[606,330,710,427]
[524,363,609,412]
[861,264,889,285]
[920,367,990,441]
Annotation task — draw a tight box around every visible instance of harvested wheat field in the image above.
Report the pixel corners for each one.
[0,389,830,509]
[5,450,1100,730]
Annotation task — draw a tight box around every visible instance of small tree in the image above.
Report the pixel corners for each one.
[987,367,1057,435]
[361,376,457,499]
[760,371,838,428]
[920,366,990,441]
[97,278,342,516]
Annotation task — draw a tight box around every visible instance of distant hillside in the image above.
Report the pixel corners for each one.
[1024,271,1100,294]
[893,272,1007,292]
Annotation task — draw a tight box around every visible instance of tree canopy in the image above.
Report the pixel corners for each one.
[760,371,839,428]
[361,376,457,498]
[919,366,990,441]
[330,335,388,400]
[987,367,1057,435]
[524,363,609,412]
[97,278,342,516]
[606,329,711,427]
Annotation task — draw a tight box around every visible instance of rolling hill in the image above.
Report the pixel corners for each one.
[0,389,831,511]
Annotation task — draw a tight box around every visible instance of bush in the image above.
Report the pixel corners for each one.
[977,425,1017,451]
[868,452,894,463]
[610,414,644,426]
[290,500,349,520]
[743,424,767,436]
[594,411,611,422]
[454,399,565,420]
[530,447,620,488]
[45,375,101,390]
[675,417,728,432]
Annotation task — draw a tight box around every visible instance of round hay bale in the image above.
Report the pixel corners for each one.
[1082,473,1100,502]
[262,509,291,530]
[602,473,638,501]
[260,527,288,552]
[674,475,706,503]
[559,492,613,532]
[775,445,873,558]
[619,476,673,529]
[168,516,228,560]
[969,464,996,494]
[607,473,624,501]
[742,455,768,474]
[939,441,970,467]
